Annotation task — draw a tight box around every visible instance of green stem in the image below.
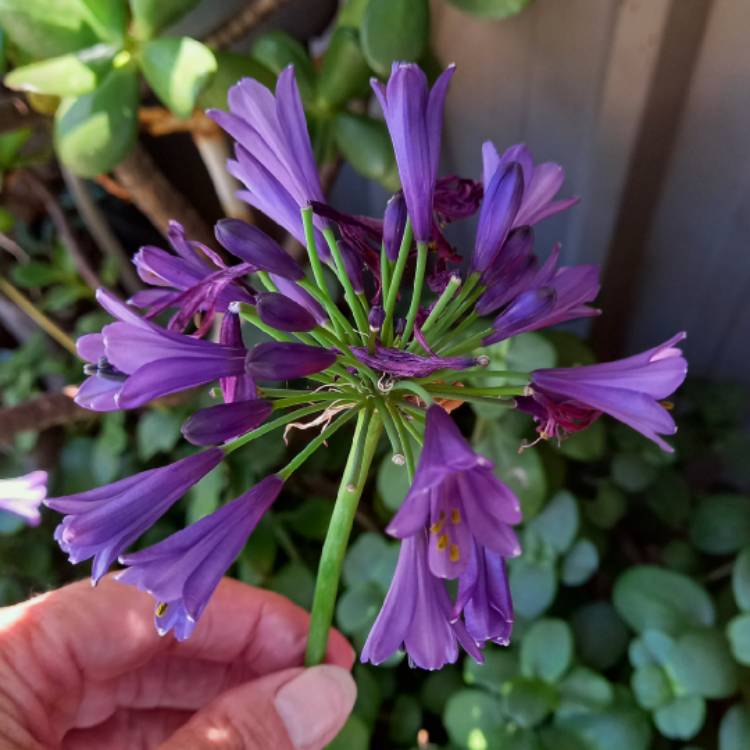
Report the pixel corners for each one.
[408,274,462,353]
[386,402,415,479]
[237,306,294,342]
[423,384,527,398]
[401,240,427,345]
[380,243,391,303]
[390,380,434,405]
[298,279,353,340]
[305,410,383,665]
[301,207,329,297]
[381,220,412,344]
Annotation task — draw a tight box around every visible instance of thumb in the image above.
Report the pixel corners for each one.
[157,665,356,750]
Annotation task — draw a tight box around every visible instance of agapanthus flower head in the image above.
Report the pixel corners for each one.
[47,450,222,583]
[117,475,283,639]
[518,332,688,451]
[372,63,455,242]
[0,471,47,526]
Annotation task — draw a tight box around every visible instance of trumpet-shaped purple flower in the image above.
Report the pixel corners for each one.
[209,67,328,251]
[181,398,273,446]
[372,63,455,242]
[387,406,522,579]
[76,332,125,412]
[0,471,47,526]
[257,292,318,332]
[361,533,483,670]
[47,450,223,583]
[518,332,688,451]
[483,141,579,228]
[218,310,256,404]
[117,475,283,640]
[351,346,476,379]
[246,341,337,381]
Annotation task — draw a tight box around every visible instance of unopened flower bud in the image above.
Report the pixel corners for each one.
[368,305,385,331]
[383,192,407,261]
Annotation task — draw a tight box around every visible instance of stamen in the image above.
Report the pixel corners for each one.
[450,508,461,525]
[449,544,461,562]
[156,602,169,617]
[436,533,448,551]
[430,512,446,534]
[660,400,674,411]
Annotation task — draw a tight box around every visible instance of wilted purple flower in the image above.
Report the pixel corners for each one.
[0,471,47,526]
[117,475,283,640]
[361,532,483,670]
[478,226,536,298]
[215,219,304,280]
[433,175,483,223]
[383,192,407,261]
[518,332,688,451]
[372,63,455,242]
[47,450,223,583]
[246,341,337,380]
[209,68,328,251]
[387,406,522,579]
[483,141,579,228]
[351,346,476,378]
[257,292,318,332]
[181,398,273,446]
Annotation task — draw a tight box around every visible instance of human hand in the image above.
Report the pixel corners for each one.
[0,576,356,749]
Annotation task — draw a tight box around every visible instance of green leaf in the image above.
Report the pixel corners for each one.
[444,689,504,749]
[388,694,422,744]
[0,126,31,170]
[464,648,519,695]
[507,331,557,371]
[727,613,750,666]
[283,498,332,541]
[136,410,182,461]
[78,0,127,45]
[141,37,216,118]
[337,0,371,29]
[421,667,464,715]
[5,44,115,97]
[509,557,557,619]
[333,112,399,191]
[688,494,750,555]
[343,532,399,592]
[185,462,227,523]
[502,677,557,729]
[236,516,276,585]
[571,602,629,670]
[557,667,613,717]
[521,619,573,683]
[361,0,429,77]
[613,566,715,635]
[129,0,200,40]
[268,560,315,609]
[668,629,738,698]
[317,27,371,108]
[530,491,579,555]
[631,665,672,710]
[376,452,411,512]
[251,30,315,103]
[559,420,606,461]
[561,538,599,586]
[611,452,657,493]
[720,705,750,750]
[445,0,534,19]
[584,481,627,529]
[336,582,382,635]
[11,260,63,288]
[327,715,370,750]
[196,51,275,110]
[654,696,705,741]
[556,704,652,750]
[732,545,750,611]
[54,64,138,176]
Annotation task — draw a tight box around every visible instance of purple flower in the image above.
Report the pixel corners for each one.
[351,346,476,378]
[433,175,483,223]
[483,142,579,228]
[117,475,283,640]
[130,221,254,336]
[383,192,407,261]
[257,292,318,332]
[76,332,125,412]
[218,310,256,404]
[387,406,522,579]
[46,450,223,583]
[269,275,328,325]
[477,226,536,302]
[246,341,337,380]
[87,291,247,410]
[209,68,328,252]
[0,471,47,526]
[361,532,483,670]
[215,219,304,281]
[181,398,273,446]
[518,332,688,451]
[372,63,455,242]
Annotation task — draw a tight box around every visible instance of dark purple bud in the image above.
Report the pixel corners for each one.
[270,275,328,325]
[482,226,534,288]
[257,292,318,332]
[484,288,557,346]
[368,305,385,331]
[338,240,365,294]
[246,342,337,380]
[394,317,405,337]
[383,192,407,261]
[215,219,304,281]
[181,398,273,446]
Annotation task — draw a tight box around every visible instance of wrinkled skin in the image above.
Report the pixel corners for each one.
[0,577,354,749]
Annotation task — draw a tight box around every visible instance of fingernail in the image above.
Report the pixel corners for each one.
[274,665,357,749]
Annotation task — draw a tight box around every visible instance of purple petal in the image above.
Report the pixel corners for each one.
[246,342,337,380]
[181,399,273,445]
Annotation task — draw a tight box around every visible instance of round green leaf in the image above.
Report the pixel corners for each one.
[327,715,370,750]
[421,667,464,715]
[129,0,200,40]
[334,112,399,191]
[611,452,657,493]
[613,566,715,635]
[361,0,429,77]
[559,419,606,462]
[268,560,314,610]
[727,613,750,666]
[464,648,519,695]
[631,665,671,710]
[376,451,411,511]
[136,409,182,461]
[507,332,557,371]
[336,582,382,635]
[557,667,613,717]
[584,481,627,529]
[530,491,579,555]
[689,494,750,555]
[282,498,332,541]
[445,0,534,20]
[571,602,629,670]
[54,64,138,176]
[561,538,598,586]
[185,462,227,523]
[343,531,390,587]
[141,37,216,118]
[197,51,275,110]
[251,30,315,103]
[732,545,750,611]
[502,677,557,729]
[654,696,706,741]
[556,704,652,750]
[521,619,573,683]
[509,557,557,619]
[317,26,371,108]
[444,689,504,749]
[720,704,750,750]
[668,629,738,698]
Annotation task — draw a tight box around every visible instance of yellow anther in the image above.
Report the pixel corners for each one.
[449,544,461,563]
[451,508,461,525]
[436,533,449,551]
[156,602,169,617]
[430,512,446,534]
